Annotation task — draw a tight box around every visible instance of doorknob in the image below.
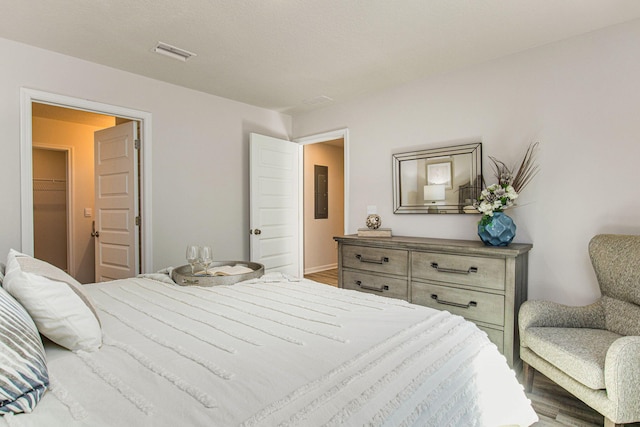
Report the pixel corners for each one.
[91,221,100,238]
[250,229,262,235]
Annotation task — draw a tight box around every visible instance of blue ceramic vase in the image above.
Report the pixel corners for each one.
[477,212,516,246]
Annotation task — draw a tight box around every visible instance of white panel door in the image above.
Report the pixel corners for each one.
[94,122,139,282]
[250,133,301,277]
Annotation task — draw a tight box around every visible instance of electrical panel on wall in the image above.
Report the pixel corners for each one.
[314,165,328,219]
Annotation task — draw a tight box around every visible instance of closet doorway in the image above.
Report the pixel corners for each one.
[20,88,154,281]
[31,102,136,283]
[32,147,70,272]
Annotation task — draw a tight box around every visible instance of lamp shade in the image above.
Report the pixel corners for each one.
[424,184,445,201]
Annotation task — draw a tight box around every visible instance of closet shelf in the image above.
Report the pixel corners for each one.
[33,178,67,192]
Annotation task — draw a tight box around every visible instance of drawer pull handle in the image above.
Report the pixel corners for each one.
[355,280,389,292]
[356,254,389,264]
[431,294,477,309]
[430,262,478,275]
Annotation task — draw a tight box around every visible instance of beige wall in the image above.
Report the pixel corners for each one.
[0,37,291,273]
[303,142,344,273]
[32,116,116,283]
[32,148,67,271]
[293,19,640,305]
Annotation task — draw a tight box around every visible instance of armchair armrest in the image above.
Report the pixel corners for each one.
[519,300,605,340]
[605,336,640,421]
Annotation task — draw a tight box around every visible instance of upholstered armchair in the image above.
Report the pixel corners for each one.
[519,234,640,427]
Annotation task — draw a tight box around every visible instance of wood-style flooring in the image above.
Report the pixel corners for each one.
[526,371,640,427]
[304,268,638,427]
[304,268,338,287]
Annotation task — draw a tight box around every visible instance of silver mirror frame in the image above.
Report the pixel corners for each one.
[393,142,482,214]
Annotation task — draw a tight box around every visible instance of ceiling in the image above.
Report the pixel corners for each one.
[3,1,640,115]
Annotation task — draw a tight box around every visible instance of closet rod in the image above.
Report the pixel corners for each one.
[33,178,67,183]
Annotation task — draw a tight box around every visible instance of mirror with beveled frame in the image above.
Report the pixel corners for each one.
[393,142,482,214]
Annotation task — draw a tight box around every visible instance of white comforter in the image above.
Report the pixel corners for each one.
[3,273,537,426]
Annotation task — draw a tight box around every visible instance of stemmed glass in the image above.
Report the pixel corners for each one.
[186,245,200,275]
[200,246,213,276]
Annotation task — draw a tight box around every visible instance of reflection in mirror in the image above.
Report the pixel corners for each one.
[393,142,482,214]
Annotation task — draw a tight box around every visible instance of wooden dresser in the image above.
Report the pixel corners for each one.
[334,235,532,370]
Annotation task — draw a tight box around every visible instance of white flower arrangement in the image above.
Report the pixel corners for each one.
[476,183,518,217]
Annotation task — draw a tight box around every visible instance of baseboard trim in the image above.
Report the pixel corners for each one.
[304,263,338,275]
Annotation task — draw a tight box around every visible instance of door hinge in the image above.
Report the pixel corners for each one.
[135,216,140,226]
[135,139,140,150]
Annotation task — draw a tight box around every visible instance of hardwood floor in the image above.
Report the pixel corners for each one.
[304,268,638,427]
[304,268,338,287]
[527,372,602,426]
[526,371,640,427]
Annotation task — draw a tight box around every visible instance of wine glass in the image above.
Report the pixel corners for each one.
[200,246,213,276]
[186,245,200,275]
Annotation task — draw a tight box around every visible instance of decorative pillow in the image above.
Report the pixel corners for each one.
[3,250,102,352]
[0,285,49,414]
[0,261,5,284]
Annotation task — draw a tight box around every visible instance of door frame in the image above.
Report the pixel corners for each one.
[294,128,350,275]
[32,144,74,275]
[20,88,153,274]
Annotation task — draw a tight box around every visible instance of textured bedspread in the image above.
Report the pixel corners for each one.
[2,273,537,426]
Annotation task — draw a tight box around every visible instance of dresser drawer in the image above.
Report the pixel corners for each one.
[343,270,408,300]
[335,234,532,370]
[412,251,505,290]
[411,281,505,326]
[478,325,504,353]
[342,244,408,276]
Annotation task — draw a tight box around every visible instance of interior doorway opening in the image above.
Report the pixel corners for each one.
[302,138,344,283]
[296,129,349,287]
[31,103,138,283]
[20,88,154,279]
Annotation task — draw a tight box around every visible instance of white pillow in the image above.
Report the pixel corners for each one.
[3,249,102,352]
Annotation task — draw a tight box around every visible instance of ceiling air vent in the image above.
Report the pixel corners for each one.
[153,42,196,62]
[303,95,334,106]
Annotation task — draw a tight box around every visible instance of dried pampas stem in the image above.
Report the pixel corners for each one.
[511,141,540,194]
[488,141,539,194]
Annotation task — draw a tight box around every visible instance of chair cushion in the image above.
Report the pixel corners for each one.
[602,296,640,336]
[589,234,640,306]
[526,327,621,389]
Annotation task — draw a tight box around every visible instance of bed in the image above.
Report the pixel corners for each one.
[0,250,537,426]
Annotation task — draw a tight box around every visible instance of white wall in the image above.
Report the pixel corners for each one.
[293,19,640,305]
[0,37,292,271]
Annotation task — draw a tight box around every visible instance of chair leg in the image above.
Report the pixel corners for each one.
[523,362,535,393]
[604,418,623,427]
